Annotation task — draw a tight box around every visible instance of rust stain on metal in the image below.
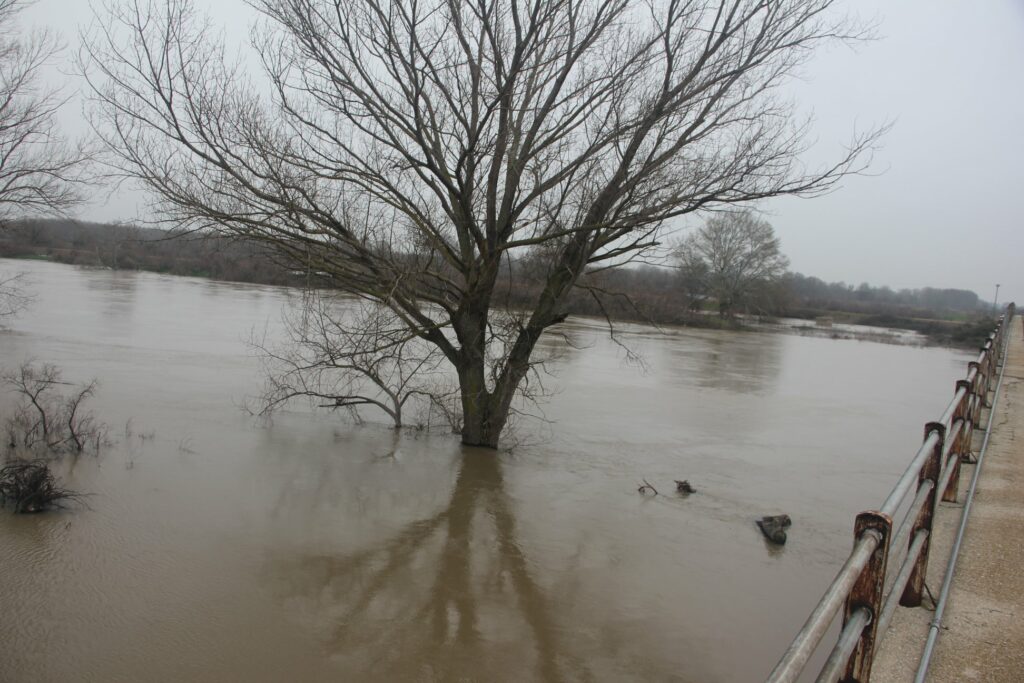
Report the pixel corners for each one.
[841,510,893,683]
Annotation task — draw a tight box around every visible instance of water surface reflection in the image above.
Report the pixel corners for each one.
[267,450,579,682]
[0,259,975,682]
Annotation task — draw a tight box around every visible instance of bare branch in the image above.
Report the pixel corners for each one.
[2,362,108,455]
[251,290,454,429]
[85,0,883,447]
[0,0,92,219]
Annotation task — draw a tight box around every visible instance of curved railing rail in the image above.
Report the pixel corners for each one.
[766,303,1016,683]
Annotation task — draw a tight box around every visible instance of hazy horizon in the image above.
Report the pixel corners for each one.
[20,0,1024,305]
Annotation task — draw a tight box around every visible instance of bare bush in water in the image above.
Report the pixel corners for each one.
[3,361,108,455]
[0,459,82,513]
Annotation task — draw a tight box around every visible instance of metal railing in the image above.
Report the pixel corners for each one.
[766,304,1016,683]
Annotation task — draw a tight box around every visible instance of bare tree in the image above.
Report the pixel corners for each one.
[83,0,883,447]
[0,0,89,217]
[675,210,789,316]
[3,362,107,455]
[253,292,456,429]
[0,0,92,320]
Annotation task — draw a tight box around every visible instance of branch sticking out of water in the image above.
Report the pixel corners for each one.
[3,362,108,455]
[638,479,659,496]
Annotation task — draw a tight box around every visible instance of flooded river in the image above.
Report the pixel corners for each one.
[0,259,972,682]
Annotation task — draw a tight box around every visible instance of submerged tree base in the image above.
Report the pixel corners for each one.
[0,460,81,513]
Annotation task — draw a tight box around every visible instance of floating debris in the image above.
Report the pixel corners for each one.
[674,480,696,494]
[757,514,792,545]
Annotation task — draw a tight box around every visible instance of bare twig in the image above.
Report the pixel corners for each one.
[2,362,107,455]
[638,478,659,496]
[251,291,456,430]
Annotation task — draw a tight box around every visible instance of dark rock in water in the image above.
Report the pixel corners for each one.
[757,514,792,545]
[763,514,791,528]
[675,480,696,494]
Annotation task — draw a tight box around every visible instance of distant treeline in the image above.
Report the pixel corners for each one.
[0,218,996,346]
[784,273,983,317]
[0,219,298,287]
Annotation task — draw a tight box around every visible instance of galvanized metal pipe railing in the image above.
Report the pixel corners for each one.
[935,423,965,501]
[765,533,880,683]
[765,304,1015,683]
[815,607,872,683]
[888,481,933,566]
[878,433,939,518]
[877,529,929,637]
[936,385,968,428]
[914,312,1013,682]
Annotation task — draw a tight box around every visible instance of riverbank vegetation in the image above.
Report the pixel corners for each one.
[1,217,995,348]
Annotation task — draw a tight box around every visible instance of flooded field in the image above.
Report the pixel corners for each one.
[0,259,972,682]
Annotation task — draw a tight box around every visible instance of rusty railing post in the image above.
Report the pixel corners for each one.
[955,379,975,462]
[983,347,993,405]
[841,510,893,683]
[901,423,944,607]
[967,360,983,427]
[979,341,994,407]
[942,392,967,502]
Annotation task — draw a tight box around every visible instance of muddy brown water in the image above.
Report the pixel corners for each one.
[0,259,972,682]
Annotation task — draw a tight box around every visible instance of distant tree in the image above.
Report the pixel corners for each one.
[677,258,710,312]
[917,287,980,312]
[675,211,789,316]
[85,0,882,448]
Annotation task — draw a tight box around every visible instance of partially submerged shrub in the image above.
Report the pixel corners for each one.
[0,460,81,513]
[3,362,108,455]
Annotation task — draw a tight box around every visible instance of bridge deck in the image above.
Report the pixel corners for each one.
[873,315,1024,682]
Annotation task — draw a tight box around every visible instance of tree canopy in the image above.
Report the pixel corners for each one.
[0,0,87,218]
[84,0,883,447]
[675,211,789,316]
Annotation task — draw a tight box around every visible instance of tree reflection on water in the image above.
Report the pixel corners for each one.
[266,450,587,682]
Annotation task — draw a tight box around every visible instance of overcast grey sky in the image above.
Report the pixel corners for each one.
[23,0,1024,305]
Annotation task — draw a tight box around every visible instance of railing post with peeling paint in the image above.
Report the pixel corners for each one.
[765,304,1015,683]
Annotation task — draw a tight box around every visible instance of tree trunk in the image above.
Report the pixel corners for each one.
[460,403,504,449]
[452,272,508,447]
[457,324,540,449]
[453,261,550,448]
[458,363,508,449]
